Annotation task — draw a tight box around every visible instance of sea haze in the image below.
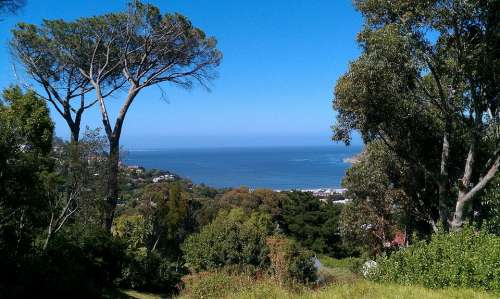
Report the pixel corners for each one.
[123,145,362,190]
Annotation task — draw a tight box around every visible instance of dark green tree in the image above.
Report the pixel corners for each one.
[478,174,500,235]
[281,191,343,255]
[151,181,189,253]
[44,128,109,248]
[0,86,54,250]
[0,86,54,294]
[182,208,272,272]
[339,141,421,255]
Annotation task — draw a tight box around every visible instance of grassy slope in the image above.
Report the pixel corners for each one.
[108,257,500,299]
[176,256,500,299]
[229,280,499,299]
[116,281,499,299]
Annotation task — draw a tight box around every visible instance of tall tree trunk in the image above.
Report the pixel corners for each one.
[69,124,80,143]
[104,138,120,231]
[91,83,138,232]
[43,214,54,250]
[438,127,451,230]
[451,140,476,231]
[451,199,466,231]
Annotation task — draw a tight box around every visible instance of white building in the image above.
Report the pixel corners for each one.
[152,174,175,183]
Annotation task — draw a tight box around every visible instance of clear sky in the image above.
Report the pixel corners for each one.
[0,0,363,149]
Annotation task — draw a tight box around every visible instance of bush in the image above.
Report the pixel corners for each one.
[266,236,317,284]
[182,209,317,287]
[119,249,183,294]
[0,226,126,298]
[375,228,500,292]
[182,209,272,271]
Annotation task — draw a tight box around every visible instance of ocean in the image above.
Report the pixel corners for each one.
[123,145,362,190]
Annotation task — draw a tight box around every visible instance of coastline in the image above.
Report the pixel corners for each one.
[122,146,359,190]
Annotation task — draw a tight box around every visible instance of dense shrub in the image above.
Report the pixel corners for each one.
[281,191,347,256]
[267,236,317,284]
[119,250,184,294]
[182,208,317,287]
[182,209,273,271]
[479,175,500,235]
[0,226,126,298]
[375,228,500,292]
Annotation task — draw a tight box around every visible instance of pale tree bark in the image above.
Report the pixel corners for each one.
[451,154,499,231]
[438,124,451,230]
[94,84,139,231]
[43,184,80,250]
[450,83,499,230]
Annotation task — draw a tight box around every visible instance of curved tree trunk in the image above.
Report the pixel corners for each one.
[438,127,451,231]
[451,157,499,231]
[104,138,120,231]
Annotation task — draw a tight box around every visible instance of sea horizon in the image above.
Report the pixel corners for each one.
[123,144,362,190]
[122,143,362,152]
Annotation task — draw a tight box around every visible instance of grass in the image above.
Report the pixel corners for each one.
[177,275,500,299]
[318,255,359,269]
[228,280,500,299]
[176,257,500,299]
[102,288,167,299]
[119,290,166,299]
[104,257,500,299]
[316,255,358,282]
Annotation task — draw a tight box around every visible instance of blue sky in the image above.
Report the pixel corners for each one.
[0,0,363,148]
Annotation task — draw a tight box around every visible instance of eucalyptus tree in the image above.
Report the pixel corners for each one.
[333,0,499,231]
[53,1,222,230]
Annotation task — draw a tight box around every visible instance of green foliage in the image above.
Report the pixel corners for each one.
[1,86,54,152]
[281,191,346,256]
[0,86,54,260]
[163,182,189,241]
[375,228,500,292]
[116,181,191,255]
[340,141,410,256]
[48,128,109,236]
[1,226,126,298]
[479,175,500,235]
[287,249,316,284]
[220,187,286,221]
[113,214,153,250]
[182,209,272,271]
[266,236,317,284]
[51,226,126,286]
[119,250,183,294]
[111,182,191,295]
